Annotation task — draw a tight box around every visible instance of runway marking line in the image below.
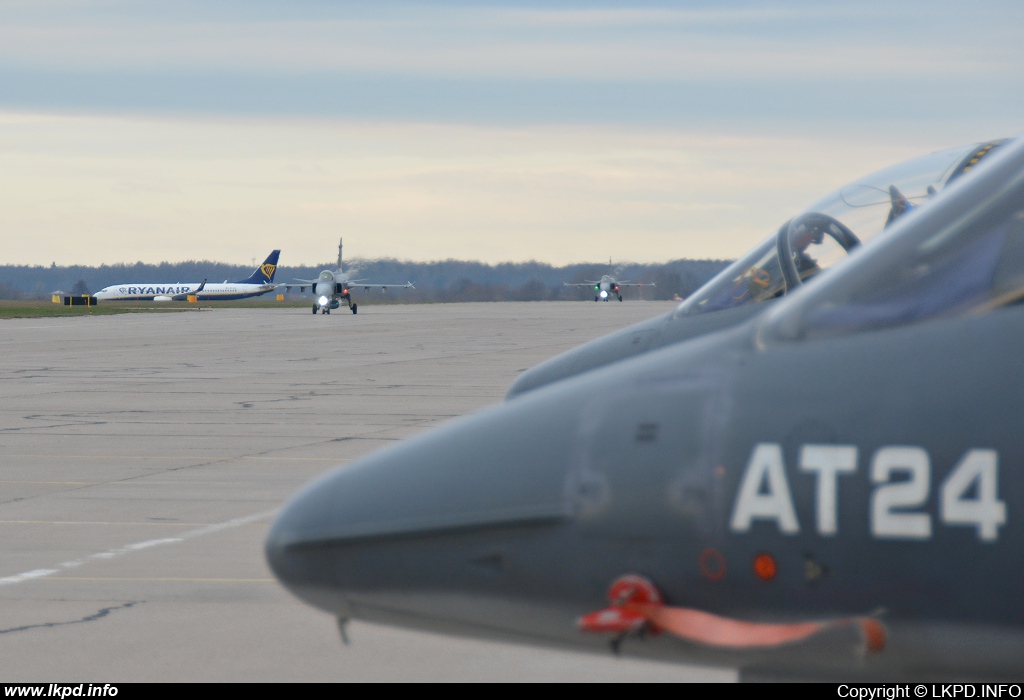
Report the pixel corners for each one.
[0,520,253,527]
[44,577,275,583]
[4,454,347,461]
[2,455,234,460]
[0,481,95,485]
[0,509,277,587]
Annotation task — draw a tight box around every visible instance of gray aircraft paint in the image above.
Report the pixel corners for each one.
[267,137,1024,680]
[507,300,772,398]
[564,265,653,302]
[507,140,1008,401]
[285,238,412,315]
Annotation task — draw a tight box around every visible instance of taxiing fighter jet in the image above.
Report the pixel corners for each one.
[267,135,1024,680]
[565,261,654,301]
[508,139,1008,398]
[284,239,414,315]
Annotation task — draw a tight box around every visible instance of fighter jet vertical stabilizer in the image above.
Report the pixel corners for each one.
[268,135,1024,680]
[284,238,414,315]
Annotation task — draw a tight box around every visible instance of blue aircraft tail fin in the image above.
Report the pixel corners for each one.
[884,186,914,228]
[239,250,280,284]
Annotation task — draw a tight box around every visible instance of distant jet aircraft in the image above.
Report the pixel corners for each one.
[283,239,413,315]
[507,139,1008,399]
[94,250,280,302]
[565,261,654,301]
[266,135,1024,680]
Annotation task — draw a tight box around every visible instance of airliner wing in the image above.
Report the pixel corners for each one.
[170,280,205,301]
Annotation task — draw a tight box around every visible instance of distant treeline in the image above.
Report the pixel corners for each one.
[0,258,731,302]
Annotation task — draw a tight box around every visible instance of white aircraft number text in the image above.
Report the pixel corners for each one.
[729,444,1007,542]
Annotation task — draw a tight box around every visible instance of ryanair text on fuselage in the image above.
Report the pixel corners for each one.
[125,286,193,296]
[94,250,280,303]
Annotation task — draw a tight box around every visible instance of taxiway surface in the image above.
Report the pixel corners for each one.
[0,302,735,682]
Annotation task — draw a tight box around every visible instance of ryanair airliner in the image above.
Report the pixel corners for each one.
[94,251,280,302]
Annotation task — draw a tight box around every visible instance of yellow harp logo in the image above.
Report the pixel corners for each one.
[260,263,276,280]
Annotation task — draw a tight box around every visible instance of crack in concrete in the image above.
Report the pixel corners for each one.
[1,415,108,433]
[0,410,426,508]
[0,602,139,635]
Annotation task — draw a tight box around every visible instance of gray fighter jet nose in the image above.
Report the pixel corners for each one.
[505,302,770,400]
[265,393,579,618]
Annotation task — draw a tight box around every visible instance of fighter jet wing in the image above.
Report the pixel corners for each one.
[282,279,320,293]
[349,282,415,290]
[563,281,600,287]
[169,279,205,301]
[615,281,655,287]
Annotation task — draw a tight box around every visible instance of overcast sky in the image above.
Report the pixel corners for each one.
[1,0,1022,266]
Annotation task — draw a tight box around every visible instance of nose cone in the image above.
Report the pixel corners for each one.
[506,313,669,399]
[265,393,579,619]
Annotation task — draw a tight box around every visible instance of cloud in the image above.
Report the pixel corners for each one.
[0,111,954,266]
[0,3,1018,267]
[0,3,1018,81]
[0,1,1020,132]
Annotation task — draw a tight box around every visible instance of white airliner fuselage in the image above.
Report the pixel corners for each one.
[94,281,276,302]
[94,250,281,302]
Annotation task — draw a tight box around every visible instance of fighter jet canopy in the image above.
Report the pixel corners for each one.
[675,140,1008,319]
[760,135,1024,344]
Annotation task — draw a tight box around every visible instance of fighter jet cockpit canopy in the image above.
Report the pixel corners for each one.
[674,139,1009,319]
[758,134,1024,346]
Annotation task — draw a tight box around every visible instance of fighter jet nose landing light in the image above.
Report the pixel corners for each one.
[290,238,411,315]
[271,135,1024,679]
